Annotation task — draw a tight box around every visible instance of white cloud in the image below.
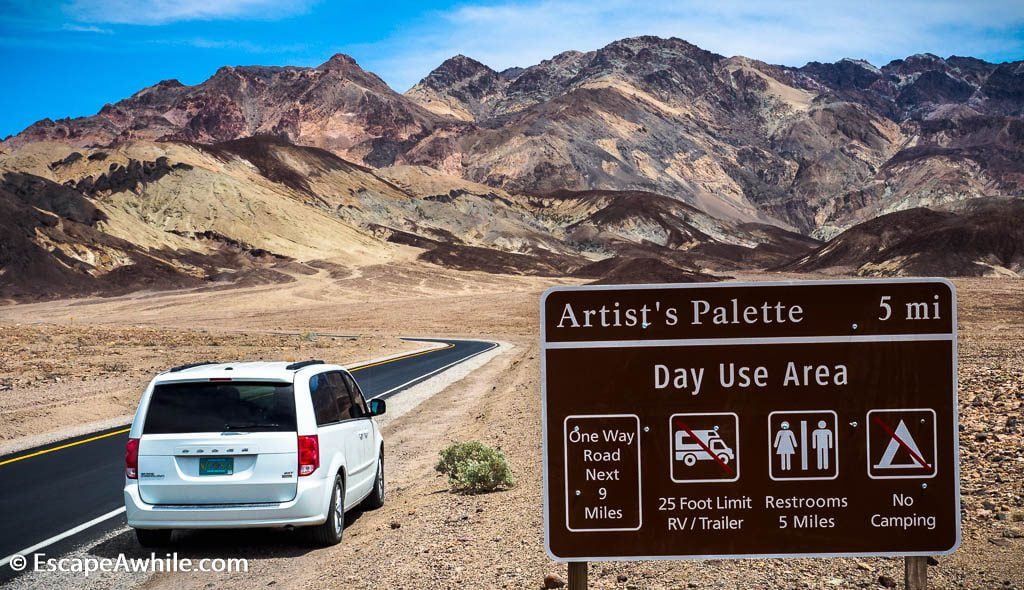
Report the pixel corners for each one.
[164,37,310,54]
[357,0,1024,91]
[63,0,314,25]
[60,23,113,33]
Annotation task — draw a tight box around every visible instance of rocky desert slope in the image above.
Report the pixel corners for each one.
[0,137,814,300]
[1,35,1023,301]
[783,198,1024,277]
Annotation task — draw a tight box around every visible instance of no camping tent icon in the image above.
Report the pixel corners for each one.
[867,409,937,479]
[874,419,930,469]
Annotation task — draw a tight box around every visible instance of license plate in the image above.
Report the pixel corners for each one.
[199,457,234,475]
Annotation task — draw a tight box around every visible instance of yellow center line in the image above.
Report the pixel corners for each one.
[246,344,454,401]
[0,341,456,468]
[0,428,132,467]
[348,342,454,371]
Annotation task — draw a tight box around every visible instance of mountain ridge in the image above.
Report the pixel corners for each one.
[4,36,1021,238]
[1,136,823,301]
[1,35,1022,301]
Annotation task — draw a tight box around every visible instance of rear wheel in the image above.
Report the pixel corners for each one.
[361,450,385,510]
[135,528,172,547]
[308,474,344,546]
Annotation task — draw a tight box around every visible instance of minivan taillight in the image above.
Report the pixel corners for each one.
[125,437,140,479]
[298,435,319,476]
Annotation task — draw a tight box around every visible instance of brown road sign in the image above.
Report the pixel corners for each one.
[540,279,960,561]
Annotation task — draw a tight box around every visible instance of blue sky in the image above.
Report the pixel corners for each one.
[1,0,1022,138]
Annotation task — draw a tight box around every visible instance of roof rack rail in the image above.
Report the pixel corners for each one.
[286,360,324,371]
[167,361,217,373]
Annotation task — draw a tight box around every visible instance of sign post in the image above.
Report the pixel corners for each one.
[567,561,587,590]
[541,279,959,569]
[905,556,928,589]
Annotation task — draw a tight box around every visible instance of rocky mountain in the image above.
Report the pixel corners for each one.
[403,37,1023,237]
[6,36,1022,240]
[0,170,206,300]
[1,36,1022,299]
[406,55,515,121]
[3,55,452,168]
[0,137,815,300]
[0,138,396,300]
[796,54,1024,121]
[407,50,600,120]
[781,198,1024,277]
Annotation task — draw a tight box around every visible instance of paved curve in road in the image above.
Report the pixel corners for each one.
[0,338,496,579]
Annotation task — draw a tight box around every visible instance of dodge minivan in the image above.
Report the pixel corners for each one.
[124,360,385,547]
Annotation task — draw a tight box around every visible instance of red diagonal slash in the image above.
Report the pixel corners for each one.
[872,415,932,469]
[674,418,734,476]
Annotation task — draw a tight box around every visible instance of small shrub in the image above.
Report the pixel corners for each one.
[301,331,318,342]
[436,440,514,493]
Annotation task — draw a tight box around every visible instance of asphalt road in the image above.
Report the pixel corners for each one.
[0,338,496,579]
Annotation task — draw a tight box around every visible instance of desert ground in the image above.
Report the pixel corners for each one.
[0,263,1021,589]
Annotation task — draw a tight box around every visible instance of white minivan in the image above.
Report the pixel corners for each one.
[124,360,385,547]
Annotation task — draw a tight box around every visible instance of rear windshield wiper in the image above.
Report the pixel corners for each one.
[223,423,281,431]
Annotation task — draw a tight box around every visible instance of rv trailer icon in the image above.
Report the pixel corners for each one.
[669,412,740,483]
[675,426,735,466]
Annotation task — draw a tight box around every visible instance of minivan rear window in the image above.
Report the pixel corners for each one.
[143,381,296,434]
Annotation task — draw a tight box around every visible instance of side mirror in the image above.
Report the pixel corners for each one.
[369,399,386,416]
